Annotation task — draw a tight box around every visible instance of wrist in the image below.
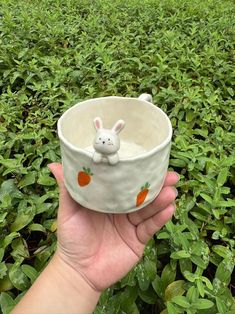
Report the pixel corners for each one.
[49,251,101,312]
[12,251,101,314]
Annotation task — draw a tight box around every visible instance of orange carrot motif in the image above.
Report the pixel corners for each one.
[77,167,93,187]
[136,182,150,207]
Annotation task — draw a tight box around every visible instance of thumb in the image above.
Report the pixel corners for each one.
[48,163,66,192]
[48,162,81,220]
[48,162,72,204]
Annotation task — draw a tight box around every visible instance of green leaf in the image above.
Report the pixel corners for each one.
[121,301,139,314]
[190,240,206,256]
[138,287,157,304]
[44,149,58,161]
[32,157,43,170]
[165,280,185,301]
[0,248,4,262]
[186,110,195,122]
[214,258,234,286]
[18,172,36,188]
[183,271,197,282]
[221,156,235,167]
[152,275,164,298]
[11,238,29,260]
[190,255,207,269]
[144,260,156,281]
[166,302,178,314]
[227,87,234,96]
[200,193,213,204]
[10,206,35,232]
[28,223,46,233]
[197,280,205,297]
[201,277,213,290]
[0,273,14,293]
[169,159,187,167]
[21,265,38,284]
[120,270,136,287]
[10,71,21,84]
[0,263,7,279]
[157,231,170,239]
[36,202,54,215]
[98,288,113,306]
[136,264,149,291]
[0,180,22,200]
[9,263,30,291]
[0,211,8,225]
[186,286,199,302]
[216,296,227,313]
[165,221,174,233]
[0,292,16,314]
[171,250,191,259]
[217,168,229,187]
[217,199,235,207]
[192,298,214,309]
[2,232,20,249]
[212,245,232,259]
[0,159,19,169]
[179,259,192,276]
[120,285,138,310]
[161,263,176,290]
[172,295,190,308]
[37,173,55,186]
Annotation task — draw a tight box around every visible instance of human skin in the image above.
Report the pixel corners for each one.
[12,163,179,314]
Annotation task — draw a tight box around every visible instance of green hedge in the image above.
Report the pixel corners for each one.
[0,0,234,313]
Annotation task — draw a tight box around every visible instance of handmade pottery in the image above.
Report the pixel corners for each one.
[57,94,172,213]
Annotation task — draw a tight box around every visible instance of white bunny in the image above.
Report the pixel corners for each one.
[92,117,125,165]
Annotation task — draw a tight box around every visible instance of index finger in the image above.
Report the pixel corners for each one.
[163,171,180,186]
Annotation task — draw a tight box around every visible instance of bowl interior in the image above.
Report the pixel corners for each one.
[58,97,171,157]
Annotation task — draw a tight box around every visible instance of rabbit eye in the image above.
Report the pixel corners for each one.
[108,138,110,141]
[99,137,101,140]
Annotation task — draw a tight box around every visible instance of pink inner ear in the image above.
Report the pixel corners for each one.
[115,123,122,131]
[115,123,123,131]
[95,119,101,129]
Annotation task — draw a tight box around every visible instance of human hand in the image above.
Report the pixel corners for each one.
[49,163,179,292]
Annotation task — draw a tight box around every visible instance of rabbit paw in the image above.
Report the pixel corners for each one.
[93,152,102,163]
[107,154,119,165]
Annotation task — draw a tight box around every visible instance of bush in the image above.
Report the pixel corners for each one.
[0,0,234,313]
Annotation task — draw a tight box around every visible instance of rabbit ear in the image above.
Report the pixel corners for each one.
[94,117,103,130]
[112,120,125,134]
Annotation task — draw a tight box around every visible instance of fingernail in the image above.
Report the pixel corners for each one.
[176,173,180,181]
[172,187,178,197]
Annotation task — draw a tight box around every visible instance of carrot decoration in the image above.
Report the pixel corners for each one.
[136,182,150,207]
[77,167,93,187]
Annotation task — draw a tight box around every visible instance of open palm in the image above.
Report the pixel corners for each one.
[49,163,179,291]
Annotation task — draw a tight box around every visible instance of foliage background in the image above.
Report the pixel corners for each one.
[0,0,234,313]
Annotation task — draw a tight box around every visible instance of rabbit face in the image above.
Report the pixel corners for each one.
[93,129,120,154]
[93,117,125,160]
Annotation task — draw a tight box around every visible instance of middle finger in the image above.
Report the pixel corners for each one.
[128,186,178,225]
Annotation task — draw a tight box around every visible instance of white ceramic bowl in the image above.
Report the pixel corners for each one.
[57,94,172,213]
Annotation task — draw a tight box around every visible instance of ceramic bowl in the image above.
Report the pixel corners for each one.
[57,94,172,213]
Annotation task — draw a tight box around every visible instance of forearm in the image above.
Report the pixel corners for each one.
[11,252,101,314]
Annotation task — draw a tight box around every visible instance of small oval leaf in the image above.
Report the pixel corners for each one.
[165,280,185,301]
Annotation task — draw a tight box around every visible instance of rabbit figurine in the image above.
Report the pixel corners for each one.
[92,117,125,165]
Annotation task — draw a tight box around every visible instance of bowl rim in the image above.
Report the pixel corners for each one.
[57,96,172,162]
